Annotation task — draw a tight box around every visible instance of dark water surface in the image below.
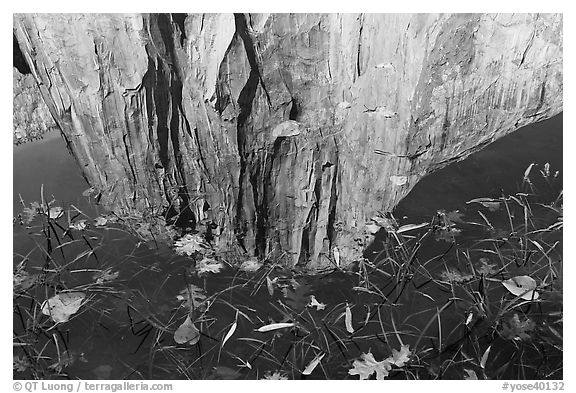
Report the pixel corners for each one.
[13,115,562,380]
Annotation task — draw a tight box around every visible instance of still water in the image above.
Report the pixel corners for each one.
[13,115,562,380]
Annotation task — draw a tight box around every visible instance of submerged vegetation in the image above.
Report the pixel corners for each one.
[13,164,562,380]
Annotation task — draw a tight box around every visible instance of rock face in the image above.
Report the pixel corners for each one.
[13,13,562,270]
[13,67,58,144]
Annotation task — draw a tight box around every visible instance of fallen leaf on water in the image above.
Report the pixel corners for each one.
[348,352,392,380]
[502,275,539,300]
[445,210,465,224]
[256,322,295,332]
[523,163,536,182]
[176,284,207,310]
[466,197,501,211]
[464,369,478,380]
[196,257,224,276]
[222,321,237,347]
[333,247,340,267]
[174,233,209,256]
[308,295,326,311]
[397,222,428,233]
[262,371,288,380]
[266,276,274,296]
[47,207,63,219]
[94,216,108,227]
[174,316,200,345]
[69,220,87,231]
[386,344,411,367]
[41,292,86,323]
[239,257,262,273]
[345,304,354,333]
[21,202,41,224]
[500,313,535,341]
[302,352,326,375]
[480,345,492,369]
[94,269,119,284]
[13,355,30,372]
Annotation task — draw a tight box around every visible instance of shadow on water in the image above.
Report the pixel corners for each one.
[13,115,562,380]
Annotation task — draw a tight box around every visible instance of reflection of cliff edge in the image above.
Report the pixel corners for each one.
[13,67,59,145]
[13,13,563,271]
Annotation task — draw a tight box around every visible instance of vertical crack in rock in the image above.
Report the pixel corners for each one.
[233,13,261,253]
[356,13,364,79]
[145,14,195,227]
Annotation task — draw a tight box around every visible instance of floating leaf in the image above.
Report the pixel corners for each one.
[466,198,501,211]
[41,292,86,323]
[333,247,340,267]
[445,210,465,224]
[239,257,262,273]
[94,216,108,227]
[174,233,209,256]
[47,206,63,219]
[440,269,473,283]
[397,222,428,233]
[523,163,536,182]
[196,257,224,276]
[48,350,78,372]
[502,275,539,300]
[69,220,87,231]
[262,371,288,380]
[13,355,30,372]
[345,304,354,333]
[266,276,275,296]
[174,316,200,344]
[371,215,398,232]
[476,258,498,275]
[464,369,478,380]
[222,321,237,346]
[21,201,41,224]
[434,227,461,242]
[386,344,411,367]
[480,345,491,369]
[93,269,119,284]
[302,352,325,375]
[348,352,392,380]
[256,322,295,332]
[500,313,535,341]
[176,284,206,310]
[308,295,326,311]
[13,271,38,292]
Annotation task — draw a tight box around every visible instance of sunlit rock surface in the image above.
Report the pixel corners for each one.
[13,13,562,270]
